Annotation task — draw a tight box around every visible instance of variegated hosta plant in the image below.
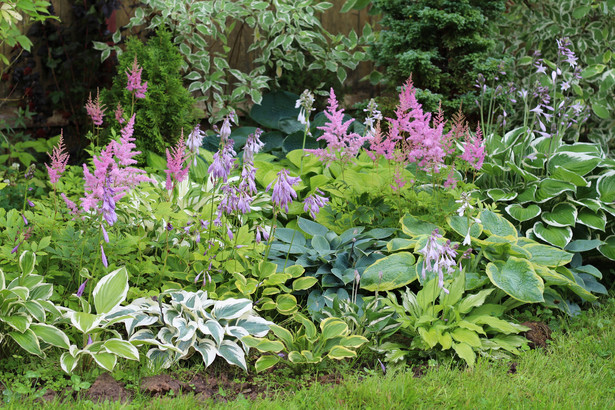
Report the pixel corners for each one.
[477,127,615,262]
[60,267,158,374]
[0,251,69,358]
[123,290,272,371]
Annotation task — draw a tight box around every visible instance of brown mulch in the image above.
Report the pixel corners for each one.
[521,321,552,349]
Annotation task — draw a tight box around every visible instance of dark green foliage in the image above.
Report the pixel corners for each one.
[102,28,198,159]
[370,0,508,116]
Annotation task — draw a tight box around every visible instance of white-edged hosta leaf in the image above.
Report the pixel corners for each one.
[566,194,603,213]
[505,203,541,222]
[535,179,576,203]
[517,185,537,204]
[486,189,517,202]
[9,328,42,356]
[60,351,79,373]
[533,222,572,248]
[211,298,252,320]
[551,166,588,187]
[234,316,272,338]
[599,235,615,261]
[598,170,615,203]
[18,250,36,276]
[218,340,247,371]
[547,151,601,176]
[104,338,139,361]
[68,312,102,334]
[93,267,129,315]
[200,319,224,346]
[541,203,577,227]
[146,348,176,370]
[0,314,30,333]
[194,339,217,367]
[30,324,70,349]
[23,301,46,322]
[577,209,606,231]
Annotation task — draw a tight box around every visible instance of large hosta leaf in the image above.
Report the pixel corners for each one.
[546,151,601,176]
[577,209,606,231]
[541,203,577,227]
[93,267,129,315]
[535,179,576,203]
[505,204,541,222]
[598,235,615,261]
[550,166,588,187]
[361,252,417,291]
[446,215,482,238]
[480,210,517,238]
[520,241,572,267]
[485,258,544,303]
[401,214,441,237]
[532,222,572,248]
[597,170,615,203]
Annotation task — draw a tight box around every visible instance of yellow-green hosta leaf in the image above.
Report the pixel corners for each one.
[276,294,297,315]
[401,214,442,237]
[320,318,349,341]
[418,327,439,349]
[452,341,476,368]
[255,355,280,372]
[485,258,545,303]
[327,346,357,360]
[242,335,285,352]
[360,252,417,292]
[480,210,517,238]
[294,313,318,343]
[292,277,318,291]
[541,203,577,227]
[438,332,453,350]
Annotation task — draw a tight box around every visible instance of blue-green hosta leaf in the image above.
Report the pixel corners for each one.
[533,265,596,302]
[521,242,572,267]
[218,340,247,371]
[565,240,603,253]
[360,252,417,292]
[532,222,573,248]
[546,152,601,176]
[577,209,606,231]
[194,339,217,367]
[550,166,588,187]
[485,258,545,303]
[311,235,331,254]
[487,189,517,202]
[401,214,442,237]
[576,273,608,295]
[30,324,70,350]
[480,210,518,238]
[541,203,577,227]
[598,170,615,203]
[517,185,538,204]
[505,204,541,222]
[103,339,139,361]
[93,267,129,315]
[9,328,42,356]
[447,215,483,238]
[598,235,615,261]
[535,179,576,203]
[212,298,252,320]
[297,217,329,237]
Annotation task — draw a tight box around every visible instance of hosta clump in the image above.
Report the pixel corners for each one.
[268,217,395,315]
[378,275,529,368]
[123,290,272,371]
[0,251,69,358]
[243,312,368,372]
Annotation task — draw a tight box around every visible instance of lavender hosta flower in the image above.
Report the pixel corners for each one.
[101,244,108,268]
[22,214,28,226]
[85,88,106,126]
[87,335,93,346]
[255,226,269,244]
[303,188,329,219]
[227,225,233,240]
[46,132,69,184]
[27,200,34,207]
[187,125,206,165]
[418,229,460,295]
[101,224,109,243]
[267,169,301,213]
[76,279,88,297]
[11,244,20,254]
[239,163,257,195]
[218,111,237,142]
[243,129,264,164]
[208,139,236,183]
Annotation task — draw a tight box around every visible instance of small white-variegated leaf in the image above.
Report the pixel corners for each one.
[147,348,176,370]
[235,317,272,338]
[104,338,140,361]
[93,267,129,315]
[218,340,247,371]
[212,298,252,320]
[201,320,224,346]
[60,351,79,373]
[194,339,217,367]
[225,325,249,340]
[68,312,103,334]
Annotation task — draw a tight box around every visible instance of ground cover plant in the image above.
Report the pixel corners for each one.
[2,0,615,407]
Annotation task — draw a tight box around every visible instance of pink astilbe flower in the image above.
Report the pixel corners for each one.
[61,193,80,215]
[85,88,106,126]
[461,123,485,170]
[126,57,148,98]
[267,168,301,213]
[306,89,370,167]
[303,188,329,219]
[46,131,69,184]
[165,131,190,190]
[115,103,125,124]
[81,115,152,217]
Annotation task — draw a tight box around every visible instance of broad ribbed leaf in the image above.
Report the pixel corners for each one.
[532,222,573,248]
[327,346,356,360]
[485,258,544,303]
[297,217,328,237]
[361,252,417,291]
[577,209,606,231]
[551,166,588,187]
[401,214,441,237]
[521,242,572,266]
[480,210,517,237]
[19,251,36,276]
[541,203,577,227]
[91,352,117,372]
[505,204,541,222]
[447,216,483,238]
[93,267,129,314]
[547,152,601,176]
[599,235,615,261]
[218,340,247,371]
[535,179,576,203]
[194,339,217,367]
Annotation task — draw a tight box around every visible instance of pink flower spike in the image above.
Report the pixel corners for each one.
[165,131,190,190]
[126,57,147,99]
[461,123,485,170]
[85,88,106,126]
[46,131,69,184]
[115,103,125,124]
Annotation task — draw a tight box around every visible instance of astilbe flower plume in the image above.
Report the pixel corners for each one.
[306,89,370,167]
[460,123,485,170]
[267,168,301,213]
[81,114,152,219]
[85,88,106,126]
[126,56,148,98]
[165,131,190,191]
[46,131,69,184]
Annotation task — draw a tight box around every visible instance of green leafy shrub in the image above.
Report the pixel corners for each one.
[102,28,198,159]
[370,0,508,115]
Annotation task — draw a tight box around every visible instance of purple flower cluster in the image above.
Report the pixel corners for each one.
[419,229,460,294]
[303,188,329,219]
[85,88,106,126]
[208,139,236,184]
[267,168,301,213]
[126,57,148,98]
